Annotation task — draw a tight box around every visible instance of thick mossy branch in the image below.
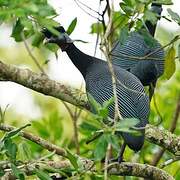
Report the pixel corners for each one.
[0,61,89,110]
[2,161,174,180]
[0,60,179,156]
[0,124,174,180]
[107,162,174,180]
[145,124,180,156]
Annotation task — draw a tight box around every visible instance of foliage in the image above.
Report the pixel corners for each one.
[0,0,180,179]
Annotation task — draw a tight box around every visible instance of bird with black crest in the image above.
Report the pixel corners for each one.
[42,26,149,162]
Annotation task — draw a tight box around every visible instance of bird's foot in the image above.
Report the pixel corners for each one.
[108,157,125,164]
[118,156,125,163]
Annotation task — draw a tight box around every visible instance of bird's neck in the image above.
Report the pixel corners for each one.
[64,43,94,77]
[145,3,162,36]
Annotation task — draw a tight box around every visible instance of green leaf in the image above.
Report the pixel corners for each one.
[103,97,115,110]
[0,104,9,123]
[167,8,180,25]
[143,9,158,25]
[67,17,77,35]
[21,18,33,30]
[23,28,34,39]
[37,17,59,36]
[164,46,176,79]
[115,118,141,134]
[44,43,59,53]
[11,163,25,180]
[2,124,31,141]
[139,29,157,48]
[135,3,145,13]
[4,139,17,161]
[85,131,103,144]
[38,4,56,17]
[119,2,134,16]
[79,116,102,135]
[87,93,101,114]
[90,23,104,34]
[35,169,52,180]
[66,149,78,170]
[106,134,119,151]
[94,134,108,161]
[117,118,139,128]
[178,44,180,62]
[153,0,173,5]
[80,121,99,133]
[11,19,24,42]
[0,168,5,177]
[119,26,129,45]
[123,0,135,7]
[99,108,109,119]
[32,32,44,47]
[18,142,31,161]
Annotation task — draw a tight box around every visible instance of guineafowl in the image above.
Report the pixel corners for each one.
[111,3,164,87]
[43,26,149,161]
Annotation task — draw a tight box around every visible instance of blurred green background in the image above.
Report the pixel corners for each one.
[0,0,180,179]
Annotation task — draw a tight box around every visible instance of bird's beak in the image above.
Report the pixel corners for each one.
[44,33,74,45]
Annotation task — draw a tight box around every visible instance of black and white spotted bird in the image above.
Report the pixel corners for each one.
[43,26,150,161]
[111,3,164,88]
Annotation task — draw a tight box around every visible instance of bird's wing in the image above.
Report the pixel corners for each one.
[86,64,149,126]
[111,32,164,77]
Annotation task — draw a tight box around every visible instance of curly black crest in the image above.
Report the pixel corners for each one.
[42,26,66,38]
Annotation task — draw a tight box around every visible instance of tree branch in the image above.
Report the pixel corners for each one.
[107,162,174,180]
[0,60,89,110]
[0,124,66,157]
[0,124,174,180]
[0,60,179,156]
[145,124,180,156]
[150,95,180,165]
[1,159,174,180]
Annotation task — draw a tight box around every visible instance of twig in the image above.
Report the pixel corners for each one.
[22,34,46,74]
[152,91,163,125]
[62,83,83,155]
[104,144,111,180]
[75,0,100,15]
[62,101,81,155]
[160,156,180,168]
[94,0,102,56]
[0,104,9,123]
[0,123,66,157]
[2,160,71,179]
[100,2,123,179]
[101,2,122,121]
[74,0,101,21]
[73,107,82,155]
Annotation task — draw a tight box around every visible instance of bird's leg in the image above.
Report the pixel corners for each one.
[108,142,126,163]
[118,142,126,163]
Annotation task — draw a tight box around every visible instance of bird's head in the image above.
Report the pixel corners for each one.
[42,26,73,51]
